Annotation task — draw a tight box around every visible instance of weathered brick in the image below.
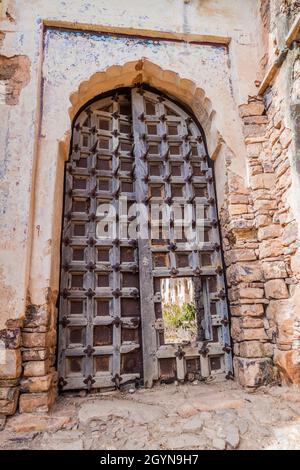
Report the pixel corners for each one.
[233,357,275,387]
[0,349,22,380]
[0,387,19,415]
[230,304,264,317]
[22,331,55,349]
[239,101,265,117]
[259,239,283,258]
[239,341,273,358]
[19,389,56,413]
[227,262,263,284]
[20,372,57,393]
[228,204,249,216]
[24,304,51,328]
[257,224,281,240]
[23,359,50,377]
[279,128,292,149]
[22,349,48,362]
[265,279,289,299]
[239,287,264,299]
[262,261,287,279]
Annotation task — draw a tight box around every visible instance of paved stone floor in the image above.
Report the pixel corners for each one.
[1,381,300,450]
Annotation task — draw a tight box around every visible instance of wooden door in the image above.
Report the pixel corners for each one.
[57,88,232,391]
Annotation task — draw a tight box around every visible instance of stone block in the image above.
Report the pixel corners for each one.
[266,299,286,321]
[19,389,56,413]
[259,239,283,259]
[226,249,257,264]
[239,341,273,358]
[0,385,18,401]
[262,261,287,279]
[265,279,289,299]
[230,304,264,317]
[255,214,272,227]
[229,204,249,216]
[250,173,275,190]
[228,194,249,204]
[227,262,263,284]
[23,359,50,377]
[24,304,51,328]
[282,222,298,246]
[253,199,277,211]
[243,123,267,138]
[239,287,264,299]
[0,328,21,349]
[231,318,267,341]
[233,357,275,387]
[246,142,262,156]
[274,349,300,385]
[0,387,19,415]
[241,328,268,341]
[6,413,73,433]
[239,102,265,117]
[279,128,292,149]
[0,348,22,379]
[20,372,57,393]
[22,331,55,349]
[22,349,48,362]
[258,224,281,240]
[240,317,264,328]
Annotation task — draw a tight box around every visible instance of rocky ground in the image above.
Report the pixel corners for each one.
[1,381,300,450]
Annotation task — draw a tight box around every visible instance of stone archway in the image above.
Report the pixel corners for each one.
[17,59,277,414]
[56,86,233,392]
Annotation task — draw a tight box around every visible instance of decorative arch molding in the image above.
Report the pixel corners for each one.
[32,58,236,303]
[62,59,224,163]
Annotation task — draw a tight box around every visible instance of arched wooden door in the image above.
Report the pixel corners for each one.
[57,87,232,391]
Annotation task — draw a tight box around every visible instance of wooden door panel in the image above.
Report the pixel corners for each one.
[58,93,142,391]
[58,88,232,391]
[131,89,232,385]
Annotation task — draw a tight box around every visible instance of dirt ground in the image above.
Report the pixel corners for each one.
[1,381,300,450]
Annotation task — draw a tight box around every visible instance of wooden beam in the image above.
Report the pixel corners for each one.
[258,13,300,96]
[43,19,231,47]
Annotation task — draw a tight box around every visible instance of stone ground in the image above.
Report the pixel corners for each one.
[1,381,300,450]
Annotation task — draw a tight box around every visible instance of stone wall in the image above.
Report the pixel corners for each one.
[221,44,300,386]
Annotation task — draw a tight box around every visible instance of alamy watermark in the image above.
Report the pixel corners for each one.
[94,196,207,246]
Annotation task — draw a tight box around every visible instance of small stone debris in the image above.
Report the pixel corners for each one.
[0,415,6,431]
[212,437,226,450]
[225,424,240,449]
[1,382,300,450]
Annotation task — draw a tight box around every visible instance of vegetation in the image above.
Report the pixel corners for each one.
[163,302,197,333]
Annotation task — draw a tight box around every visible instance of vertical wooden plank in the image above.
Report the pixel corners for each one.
[203,278,212,341]
[206,167,233,374]
[85,108,98,384]
[176,356,186,381]
[111,96,121,382]
[132,88,158,386]
[200,353,210,378]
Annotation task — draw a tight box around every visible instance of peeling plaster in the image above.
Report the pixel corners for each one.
[0,54,31,105]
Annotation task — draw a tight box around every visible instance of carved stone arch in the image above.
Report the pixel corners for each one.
[62,59,223,163]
